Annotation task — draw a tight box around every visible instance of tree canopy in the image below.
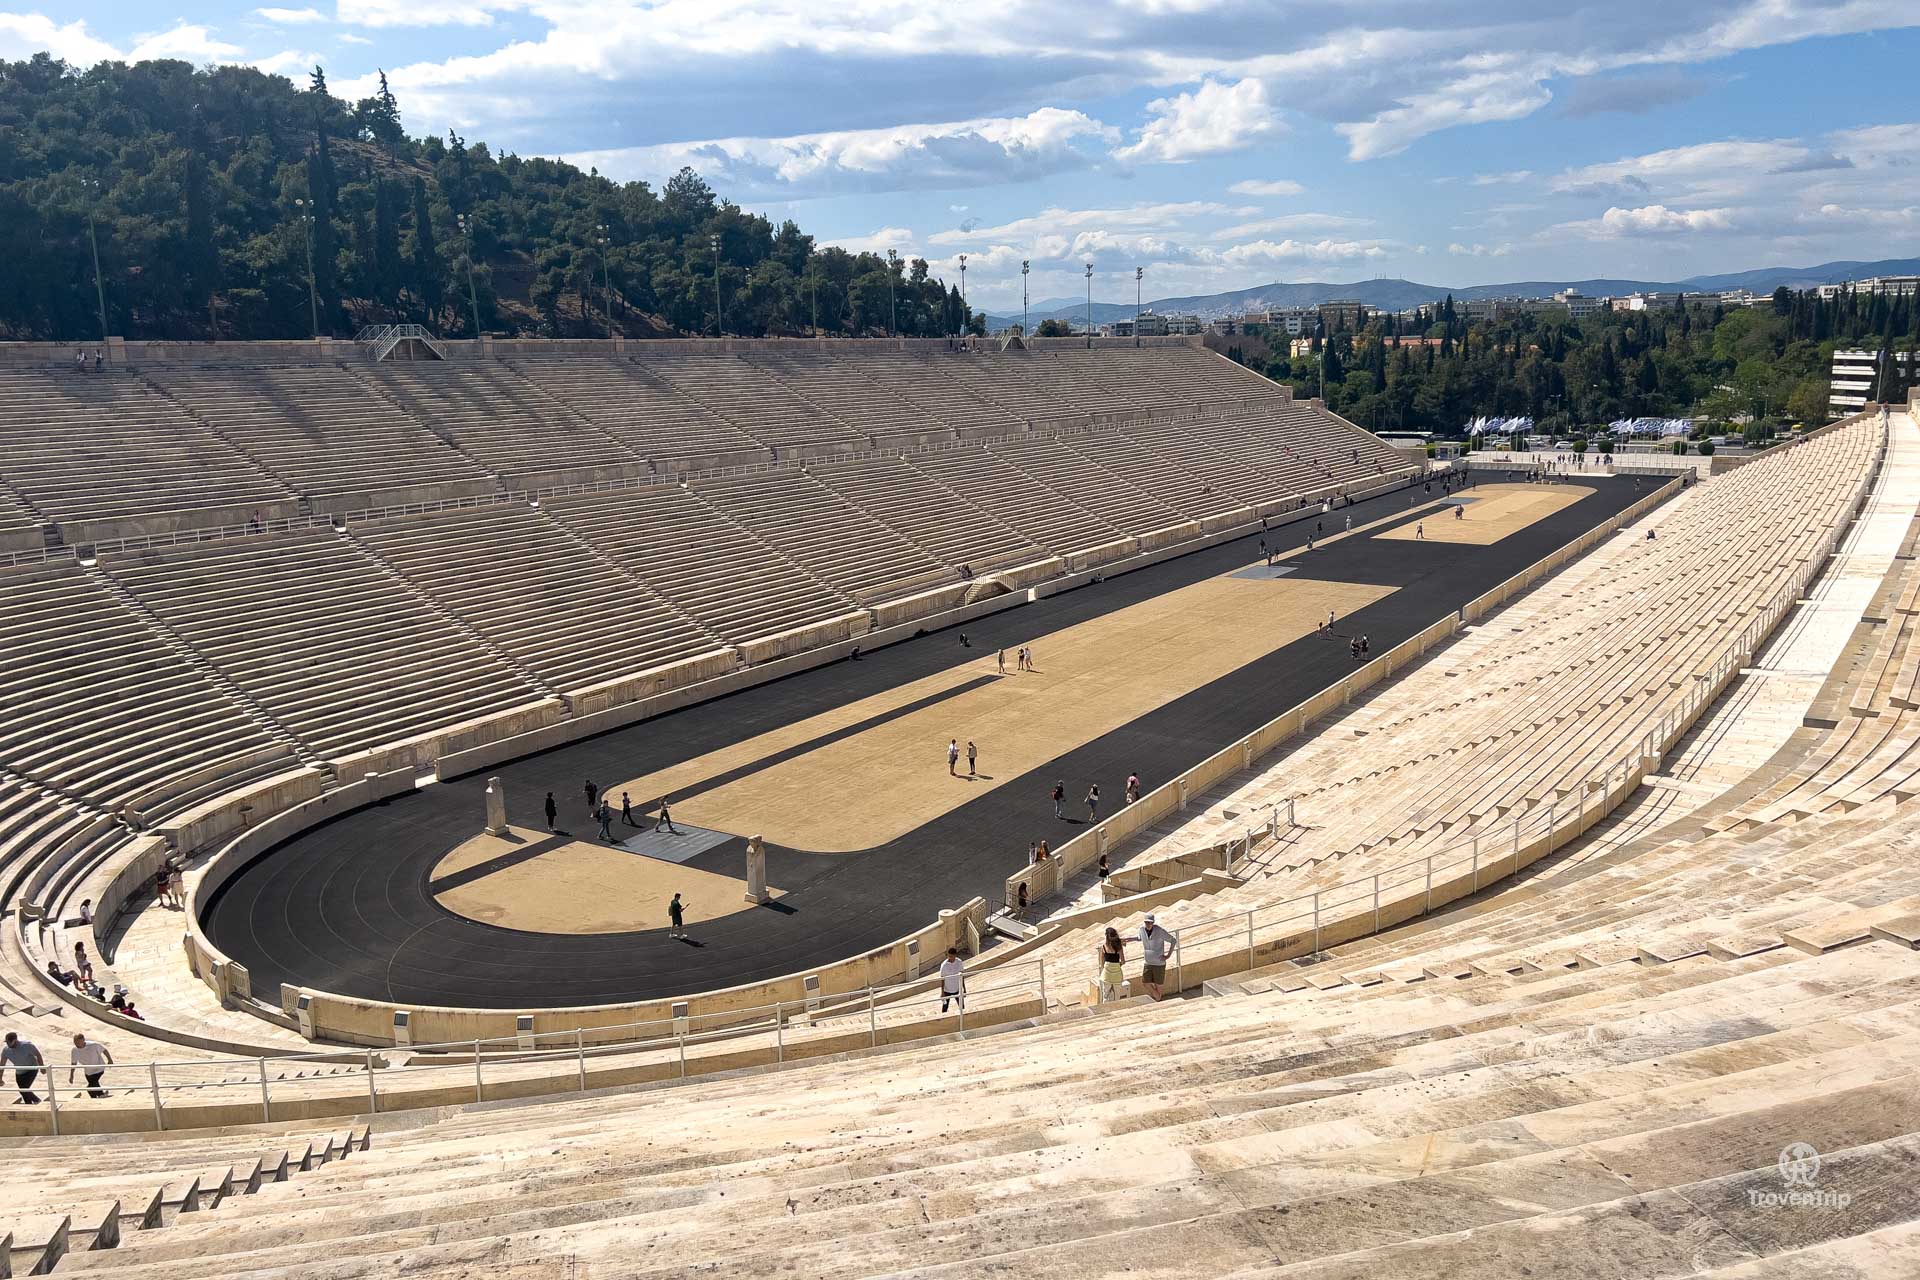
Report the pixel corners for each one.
[0,54,984,341]
[1227,286,1919,436]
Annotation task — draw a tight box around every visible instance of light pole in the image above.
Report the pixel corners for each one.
[957,253,967,339]
[1021,259,1029,336]
[82,178,108,343]
[597,223,612,339]
[1084,262,1093,349]
[710,233,724,337]
[886,248,899,338]
[294,196,319,339]
[1134,266,1143,348]
[807,265,819,335]
[456,212,482,339]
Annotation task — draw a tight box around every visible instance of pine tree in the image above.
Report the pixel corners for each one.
[409,177,444,326]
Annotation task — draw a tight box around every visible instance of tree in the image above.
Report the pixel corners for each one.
[408,178,444,325]
[1036,318,1072,337]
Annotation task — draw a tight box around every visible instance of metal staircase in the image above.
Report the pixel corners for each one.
[357,324,448,363]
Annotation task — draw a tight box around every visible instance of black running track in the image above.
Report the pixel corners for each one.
[203,472,1652,1008]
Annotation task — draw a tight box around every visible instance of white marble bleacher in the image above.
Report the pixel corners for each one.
[0,370,293,533]
[96,530,545,763]
[692,467,957,606]
[33,931,1920,1277]
[806,453,1047,577]
[983,432,1190,537]
[346,503,726,696]
[144,367,495,510]
[0,561,298,823]
[825,349,1029,435]
[539,481,856,645]
[501,357,764,460]
[908,442,1122,555]
[356,362,645,487]
[743,350,943,440]
[643,353,868,451]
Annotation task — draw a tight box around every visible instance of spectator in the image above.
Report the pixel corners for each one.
[45,959,71,987]
[73,941,92,983]
[1051,780,1066,819]
[167,861,185,909]
[966,740,978,778]
[621,791,638,827]
[1137,915,1177,1000]
[77,898,93,926]
[3,1032,44,1104]
[1086,785,1100,823]
[596,800,615,842]
[584,779,598,815]
[69,1033,113,1097]
[544,791,558,832]
[938,947,966,1012]
[1016,882,1029,915]
[1035,839,1050,861]
[655,796,678,834]
[1125,773,1140,805]
[1096,927,1127,1003]
[667,892,687,939]
[1097,853,1110,884]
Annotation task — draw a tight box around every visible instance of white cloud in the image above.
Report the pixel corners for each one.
[1227,179,1305,197]
[335,0,506,27]
[0,12,121,63]
[1558,204,1737,238]
[1447,242,1514,257]
[252,48,327,75]
[821,226,915,256]
[1116,78,1281,164]
[253,7,328,23]
[1213,212,1369,240]
[340,32,373,44]
[1800,203,1919,230]
[1337,66,1553,161]
[563,108,1117,197]
[930,201,1253,247]
[1218,238,1393,266]
[126,22,246,61]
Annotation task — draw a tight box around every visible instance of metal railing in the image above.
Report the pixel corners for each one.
[19,957,1051,1134]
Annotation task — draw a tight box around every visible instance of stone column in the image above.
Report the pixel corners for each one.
[744,834,769,903]
[484,776,507,836]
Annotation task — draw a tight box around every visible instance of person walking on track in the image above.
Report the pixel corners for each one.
[966,740,978,777]
[1052,780,1066,818]
[947,739,960,776]
[667,893,686,939]
[1086,784,1100,823]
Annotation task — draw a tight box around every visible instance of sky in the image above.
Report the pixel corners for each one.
[4,1,1919,311]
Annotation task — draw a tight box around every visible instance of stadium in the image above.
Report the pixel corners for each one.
[0,318,1915,1275]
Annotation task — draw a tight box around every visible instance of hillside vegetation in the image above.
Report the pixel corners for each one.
[0,55,977,341]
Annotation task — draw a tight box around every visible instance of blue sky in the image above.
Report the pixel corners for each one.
[4,1,1917,309]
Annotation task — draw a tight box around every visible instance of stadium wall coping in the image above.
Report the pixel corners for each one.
[0,333,1206,368]
[155,464,1420,1047]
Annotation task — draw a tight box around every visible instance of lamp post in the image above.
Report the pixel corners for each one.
[294,197,319,339]
[957,253,967,339]
[596,222,612,339]
[808,265,819,335]
[886,248,899,338]
[1084,262,1093,349]
[710,233,724,337]
[1021,259,1030,337]
[1134,266,1143,348]
[82,178,108,343]
[456,212,482,339]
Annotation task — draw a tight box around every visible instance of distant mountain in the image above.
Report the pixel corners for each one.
[981,257,1920,331]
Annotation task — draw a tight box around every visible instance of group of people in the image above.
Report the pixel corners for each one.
[996,645,1038,673]
[3,1030,116,1103]
[548,783,678,842]
[153,859,187,909]
[946,739,980,778]
[1095,913,1180,1002]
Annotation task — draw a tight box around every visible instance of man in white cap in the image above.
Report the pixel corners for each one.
[1138,913,1177,1001]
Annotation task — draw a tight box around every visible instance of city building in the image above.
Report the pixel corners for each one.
[1830,348,1918,419]
[1317,298,1371,331]
[1553,289,1607,319]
